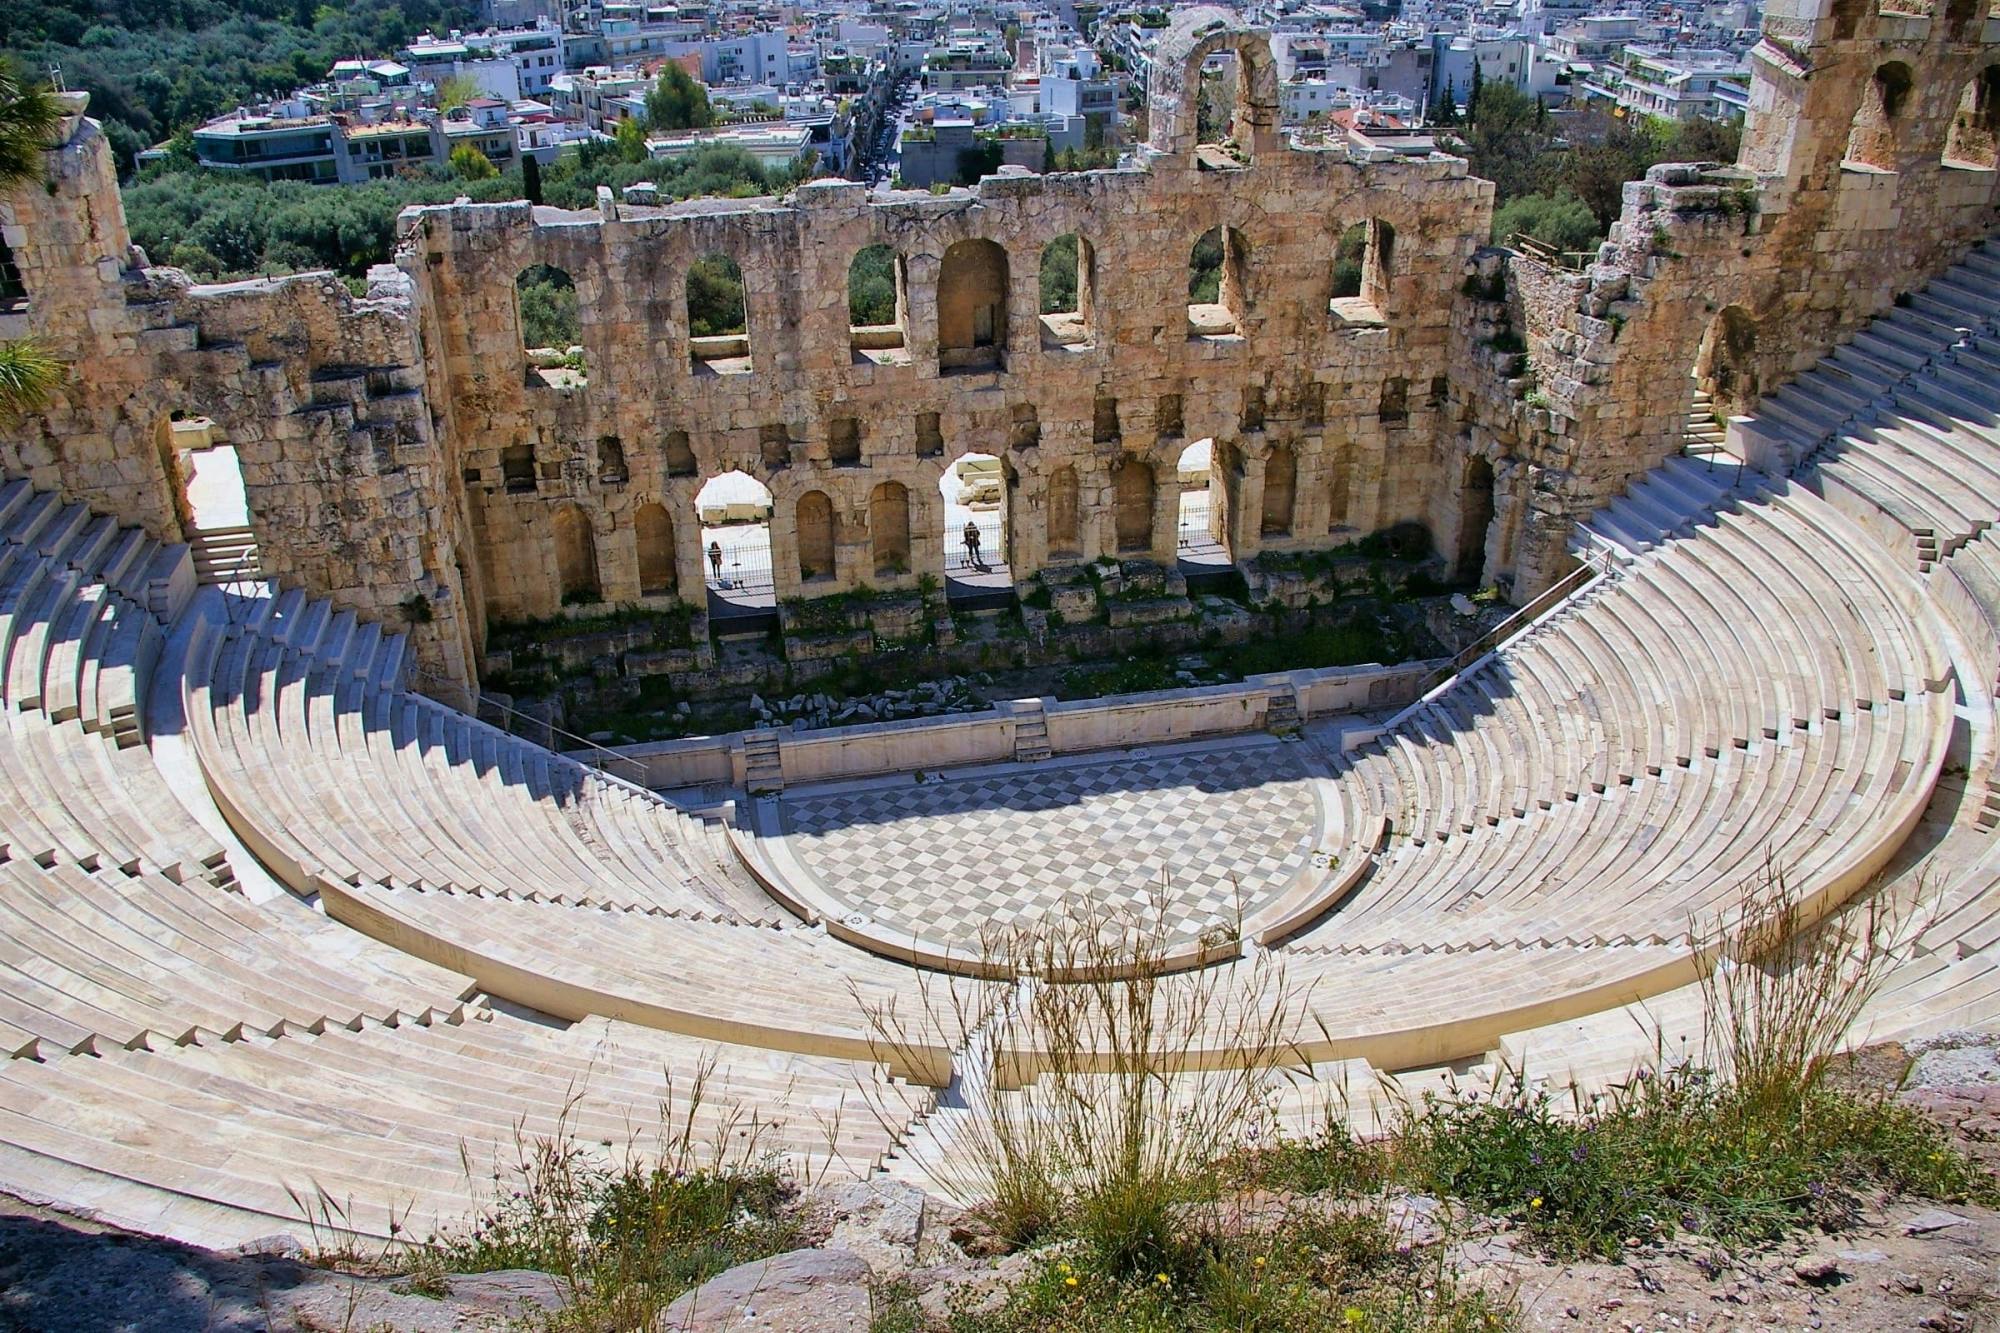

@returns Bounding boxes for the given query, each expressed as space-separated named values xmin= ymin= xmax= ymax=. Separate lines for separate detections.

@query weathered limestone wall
xmin=7 ymin=1 xmax=1996 ymax=692
xmin=1499 ymin=0 xmax=2000 ymax=592
xmin=0 ymin=110 xmax=478 ymax=696
xmin=404 ymin=18 xmax=1492 ymax=625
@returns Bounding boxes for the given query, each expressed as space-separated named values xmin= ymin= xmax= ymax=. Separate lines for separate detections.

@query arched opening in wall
xmin=1192 ymin=49 xmax=1260 ymax=167
xmin=1944 ymin=66 xmax=2000 ymax=168
xmin=1456 ymin=456 xmax=1495 ymax=586
xmin=1690 ymin=305 xmax=1759 ymax=445
xmin=1330 ymin=220 xmax=1393 ymax=325
xmin=849 ymin=244 xmax=910 ymax=366
xmin=0 ymin=238 xmax=26 ymax=313
xmin=1038 ymin=233 xmax=1094 ymax=349
xmin=551 ymin=503 xmax=601 ymax=606
xmin=166 ymin=413 xmax=264 ymax=588
xmin=515 ymin=265 xmax=583 ymax=387
xmin=1844 ymin=62 xmax=1915 ymax=171
xmin=938 ymin=239 xmax=1009 ymax=373
xmin=694 ymin=470 xmax=775 ymax=619
xmin=795 ymin=490 xmax=837 ymax=585
xmin=1187 ymin=226 xmax=1248 ymax=340
xmin=1047 ymin=464 xmax=1081 ymax=560
xmin=1261 ymin=442 xmax=1296 ymax=538
xmin=1175 ymin=439 xmax=1228 ymax=571
xmin=635 ymin=502 xmax=677 ymax=597
xmin=687 ymin=252 xmax=751 ymax=375
xmin=942 ymin=453 xmax=1009 ymax=599
xmin=870 ymin=481 xmax=911 ymax=578
xmin=1114 ymin=455 xmax=1157 ymax=556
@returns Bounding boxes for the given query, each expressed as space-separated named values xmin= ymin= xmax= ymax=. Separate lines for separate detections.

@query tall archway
xmin=937 ymin=239 xmax=1009 ymax=372
xmin=1944 ymin=66 xmax=2000 ymax=168
xmin=1261 ymin=442 xmax=1296 ymax=537
xmin=552 ymin=503 xmax=600 ymax=605
xmin=1456 ymin=456 xmax=1495 ymax=585
xmin=1114 ymin=456 xmax=1156 ymax=554
xmin=1693 ymin=305 xmax=1759 ymax=427
xmin=1188 ymin=226 xmax=1248 ymax=338
xmin=635 ymin=502 xmax=676 ymax=596
xmin=1845 ymin=61 xmax=1914 ymax=170
xmin=694 ymin=470 xmax=775 ymax=615
xmin=849 ymin=243 xmax=909 ymax=364
xmin=688 ymin=252 xmax=751 ymax=373
xmin=1039 ymin=233 xmax=1094 ymax=347
xmin=942 ymin=453 xmax=1008 ymax=597
xmin=796 ymin=490 xmax=836 ymax=582
xmin=516 ymin=264 xmax=581 ymax=386
xmin=1176 ymin=439 xmax=1227 ymax=568
xmin=870 ymin=481 xmax=911 ymax=577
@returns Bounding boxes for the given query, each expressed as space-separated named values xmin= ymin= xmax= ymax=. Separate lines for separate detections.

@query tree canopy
xmin=646 ymin=64 xmax=713 ymax=133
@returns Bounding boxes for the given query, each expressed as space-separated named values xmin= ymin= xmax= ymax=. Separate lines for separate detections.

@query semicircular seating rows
xmin=4 ymin=240 xmax=2000 ymax=1246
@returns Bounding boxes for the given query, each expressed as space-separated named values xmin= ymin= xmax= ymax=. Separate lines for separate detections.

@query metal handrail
xmin=1405 ymin=549 xmax=1611 ymax=704
xmin=407 ymin=664 xmax=653 ymax=786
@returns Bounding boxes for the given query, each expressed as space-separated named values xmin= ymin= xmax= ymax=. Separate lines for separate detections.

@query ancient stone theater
xmin=0 ymin=0 xmax=1997 ymax=1244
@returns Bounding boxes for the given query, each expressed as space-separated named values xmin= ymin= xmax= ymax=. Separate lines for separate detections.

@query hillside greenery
xmin=122 ymin=141 xmax=788 ymax=280
xmin=7 ymin=0 xmax=480 ymax=170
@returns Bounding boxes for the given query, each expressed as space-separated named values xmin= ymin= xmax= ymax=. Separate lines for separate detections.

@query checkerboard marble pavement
xmin=780 ymin=744 xmax=1320 ymax=950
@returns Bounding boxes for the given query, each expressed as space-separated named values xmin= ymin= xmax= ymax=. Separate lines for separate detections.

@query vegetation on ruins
xmin=0 ymin=65 xmax=67 ymax=424
xmin=849 ymin=243 xmax=898 ymax=325
xmin=514 ymin=263 xmax=579 ymax=352
xmin=121 ymin=143 xmax=785 ymax=280
xmin=1443 ymin=83 xmax=1743 ymax=240
xmin=8 ymin=0 xmax=480 ymax=170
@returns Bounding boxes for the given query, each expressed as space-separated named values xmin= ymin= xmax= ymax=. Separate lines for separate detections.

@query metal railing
xmin=1401 ymin=549 xmax=1612 ymax=707
xmin=703 ymin=544 xmax=775 ymax=592
xmin=408 ymin=664 xmax=652 ymax=786
xmin=1178 ymin=499 xmax=1214 ymax=550
xmin=944 ymin=513 xmax=1005 ymax=572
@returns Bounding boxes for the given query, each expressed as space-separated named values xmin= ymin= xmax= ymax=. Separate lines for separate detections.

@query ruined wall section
xmin=0 ymin=110 xmax=477 ymax=696
xmin=405 ymin=146 xmax=1492 ymax=624
xmin=1494 ymin=0 xmax=2000 ymax=593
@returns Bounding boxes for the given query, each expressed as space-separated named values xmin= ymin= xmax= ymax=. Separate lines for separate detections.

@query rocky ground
xmin=6 ymin=1033 xmax=2000 ymax=1332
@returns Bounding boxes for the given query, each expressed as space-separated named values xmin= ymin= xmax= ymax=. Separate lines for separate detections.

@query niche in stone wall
xmin=1113 ymin=455 xmax=1156 ymax=554
xmin=1261 ymin=442 xmax=1296 ymax=537
xmin=1093 ymin=395 xmax=1120 ymax=443
xmin=552 ymin=503 xmax=600 ymax=605
xmin=1156 ymin=393 xmax=1184 ymax=440
xmin=796 ymin=490 xmax=837 ymax=582
xmin=1299 ymin=378 xmax=1327 ymax=428
xmin=870 ymin=481 xmax=911 ymax=576
xmin=830 ymin=417 xmax=863 ymax=467
xmin=688 ymin=253 xmax=751 ymax=374
xmin=760 ymin=423 xmax=793 ymax=470
xmin=1693 ymin=305 xmax=1759 ymax=423
xmin=1845 ymin=62 xmax=1914 ymax=171
xmin=1457 ymin=455 xmax=1495 ymax=585
xmin=502 ymin=440 xmax=537 ymax=492
xmin=0 ymin=239 xmax=25 ymax=313
xmin=849 ymin=244 xmax=910 ymax=365
xmin=1010 ymin=403 xmax=1041 ymax=450
xmin=939 ymin=239 xmax=1010 ymax=373
xmin=516 ymin=265 xmax=581 ymax=386
xmin=1241 ymin=385 xmax=1265 ymax=433
xmin=1188 ymin=226 xmax=1249 ymax=340
xmin=664 ymin=429 xmax=697 ymax=477
xmin=1944 ymin=66 xmax=2000 ymax=169
xmin=635 ymin=501 xmax=676 ymax=596
xmin=915 ymin=412 xmax=944 ymax=458
xmin=1039 ymin=233 xmax=1094 ymax=349
xmin=597 ymin=435 xmax=627 ymax=484
xmin=1331 ymin=220 xmax=1394 ymax=325
xmin=1378 ymin=377 xmax=1410 ymax=425
xmin=1047 ymin=464 xmax=1081 ymax=558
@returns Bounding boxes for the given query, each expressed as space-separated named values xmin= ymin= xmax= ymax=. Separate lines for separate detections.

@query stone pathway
xmin=779 ymin=741 xmax=1320 ymax=951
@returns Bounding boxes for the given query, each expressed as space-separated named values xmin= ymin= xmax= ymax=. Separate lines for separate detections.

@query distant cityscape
xmin=142 ymin=0 xmax=1757 ymax=194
